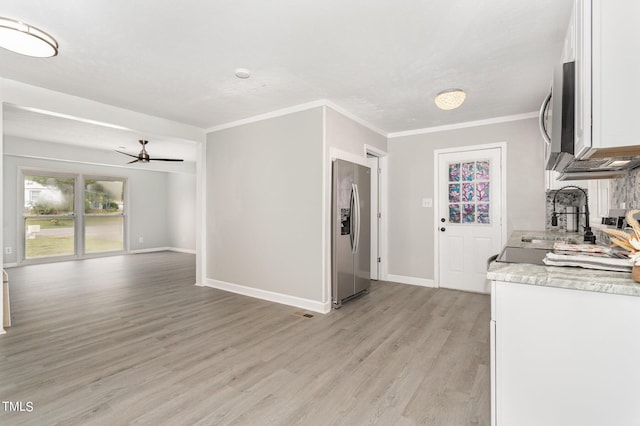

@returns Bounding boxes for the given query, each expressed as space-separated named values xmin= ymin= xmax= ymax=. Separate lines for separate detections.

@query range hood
xmin=558 ymin=156 xmax=640 ymax=180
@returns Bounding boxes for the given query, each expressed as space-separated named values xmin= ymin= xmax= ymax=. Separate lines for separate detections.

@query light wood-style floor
xmin=0 ymin=252 xmax=490 ymax=425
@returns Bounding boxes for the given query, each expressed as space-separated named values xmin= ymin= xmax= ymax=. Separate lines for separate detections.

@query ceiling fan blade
xmin=150 ymin=158 xmax=184 ymax=162
xmin=127 ymin=159 xmax=140 ymax=164
xmin=116 ymin=150 xmax=140 ymax=159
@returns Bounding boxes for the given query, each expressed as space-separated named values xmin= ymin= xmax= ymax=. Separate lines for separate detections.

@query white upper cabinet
xmin=574 ymin=0 xmax=640 ymax=159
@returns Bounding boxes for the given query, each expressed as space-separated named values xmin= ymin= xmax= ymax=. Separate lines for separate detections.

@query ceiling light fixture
xmin=435 ymin=89 xmax=466 ymax=111
xmin=0 ymin=17 xmax=58 ymax=57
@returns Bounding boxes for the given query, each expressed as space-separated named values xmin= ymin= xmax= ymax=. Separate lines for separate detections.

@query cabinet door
xmin=592 ymin=0 xmax=640 ymax=152
xmin=574 ymin=0 xmax=592 ymax=158
xmin=494 ymin=281 xmax=640 ymax=425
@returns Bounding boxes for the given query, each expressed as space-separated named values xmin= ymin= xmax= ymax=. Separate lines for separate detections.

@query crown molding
xmin=323 ymin=100 xmax=387 ymax=137
xmin=206 ymin=99 xmax=386 ymax=137
xmin=387 ymin=111 xmax=539 ymax=139
xmin=205 ymin=100 xmax=326 ymax=133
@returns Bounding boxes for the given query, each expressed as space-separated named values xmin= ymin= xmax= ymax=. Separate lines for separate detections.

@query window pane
xmin=25 ymin=217 xmax=75 ymax=259
xmin=448 ymin=163 xmax=460 ymax=182
xmin=449 ymin=204 xmax=461 ymax=223
xmin=462 ymin=183 xmax=475 ymax=202
xmin=85 ymin=216 xmax=124 ymax=253
xmin=462 ymin=204 xmax=476 ymax=223
xmin=477 ymin=182 xmax=490 ymax=202
xmin=24 ymin=175 xmax=75 ymax=216
xmin=461 ymin=162 xmax=475 ymax=181
xmin=449 ymin=184 xmax=461 ymax=203
xmin=478 ymin=203 xmax=490 ymax=224
xmin=476 ymin=161 xmax=490 ymax=180
xmin=85 ymin=179 xmax=124 ymax=214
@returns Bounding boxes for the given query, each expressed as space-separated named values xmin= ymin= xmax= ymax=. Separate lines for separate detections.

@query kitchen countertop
xmin=487 ymin=230 xmax=640 ymax=298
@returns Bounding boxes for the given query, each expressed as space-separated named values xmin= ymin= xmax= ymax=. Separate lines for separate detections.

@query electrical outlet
xmin=4 ymin=247 xmax=12 ymax=255
xmin=138 ymin=237 xmax=144 ymax=244
xmin=422 ymin=198 xmax=433 ymax=208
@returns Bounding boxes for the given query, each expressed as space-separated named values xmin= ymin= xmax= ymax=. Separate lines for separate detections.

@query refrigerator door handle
xmin=349 ymin=184 xmax=355 ymax=251
xmin=352 ymin=183 xmax=360 ymax=254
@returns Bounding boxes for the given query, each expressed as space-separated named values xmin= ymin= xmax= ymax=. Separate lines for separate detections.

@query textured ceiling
xmin=0 ymin=0 xmax=573 ymax=146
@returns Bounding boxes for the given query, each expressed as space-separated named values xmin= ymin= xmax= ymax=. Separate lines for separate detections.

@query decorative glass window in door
xmin=448 ymin=160 xmax=490 ymax=224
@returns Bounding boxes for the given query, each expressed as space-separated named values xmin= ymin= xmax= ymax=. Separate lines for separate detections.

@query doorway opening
xmin=366 ymin=145 xmax=388 ymax=282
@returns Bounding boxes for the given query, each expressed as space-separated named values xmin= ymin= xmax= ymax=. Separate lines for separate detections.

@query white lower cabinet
xmin=491 ymin=280 xmax=640 ymax=426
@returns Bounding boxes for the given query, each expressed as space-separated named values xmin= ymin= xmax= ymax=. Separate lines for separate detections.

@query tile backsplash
xmin=610 ymin=167 xmax=640 ymax=209
xmin=545 ymin=187 xmax=588 ymax=231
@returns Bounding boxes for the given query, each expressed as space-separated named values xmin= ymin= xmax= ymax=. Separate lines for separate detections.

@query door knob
xmin=440 ymin=218 xmax=446 ymax=223
xmin=440 ymin=227 xmax=446 ymax=232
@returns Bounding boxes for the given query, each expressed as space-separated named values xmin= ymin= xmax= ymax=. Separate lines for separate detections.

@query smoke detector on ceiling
xmin=234 ymin=68 xmax=251 ymax=79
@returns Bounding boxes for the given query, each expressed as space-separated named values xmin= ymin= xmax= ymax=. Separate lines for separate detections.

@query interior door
xmin=437 ymin=147 xmax=503 ymax=293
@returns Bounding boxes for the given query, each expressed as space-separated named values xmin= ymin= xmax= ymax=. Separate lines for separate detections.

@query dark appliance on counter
xmin=601 ymin=209 xmax=627 ymax=229
xmin=495 ymin=246 xmax=552 ymax=266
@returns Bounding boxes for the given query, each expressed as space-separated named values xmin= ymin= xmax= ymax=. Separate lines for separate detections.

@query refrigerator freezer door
xmin=354 ymin=164 xmax=371 ymax=295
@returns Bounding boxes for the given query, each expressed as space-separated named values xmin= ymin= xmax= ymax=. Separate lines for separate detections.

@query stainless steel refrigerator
xmin=332 ymin=159 xmax=371 ymax=308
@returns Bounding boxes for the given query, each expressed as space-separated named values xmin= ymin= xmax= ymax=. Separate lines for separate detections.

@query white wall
xmin=387 ymin=117 xmax=546 ymax=281
xmin=3 ymin=136 xmax=196 ymax=264
xmin=205 ymin=107 xmax=325 ymax=310
xmin=325 ymin=106 xmax=387 ymax=156
xmin=167 ymin=172 xmax=196 ymax=252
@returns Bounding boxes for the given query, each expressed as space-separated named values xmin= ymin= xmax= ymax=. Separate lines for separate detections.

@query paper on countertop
xmin=552 ymin=242 xmax=613 ymax=254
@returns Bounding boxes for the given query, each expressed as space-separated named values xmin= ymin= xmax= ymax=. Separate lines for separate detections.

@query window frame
xmin=83 ymin=175 xmax=127 ymax=256
xmin=19 ymin=169 xmax=128 ymax=264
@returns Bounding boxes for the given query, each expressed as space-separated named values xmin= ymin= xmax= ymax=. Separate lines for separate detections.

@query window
xmin=447 ymin=160 xmax=491 ymax=224
xmin=22 ymin=172 xmax=126 ymax=262
xmin=23 ymin=174 xmax=76 ymax=259
xmin=84 ymin=178 xmax=125 ymax=253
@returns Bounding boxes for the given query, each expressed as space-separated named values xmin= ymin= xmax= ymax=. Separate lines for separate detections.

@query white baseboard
xmin=130 ymin=247 xmax=171 ymax=254
xmin=387 ymin=274 xmax=437 ymax=288
xmin=168 ymin=247 xmax=196 ymax=254
xmin=131 ymin=247 xmax=196 ymax=255
xmin=204 ymin=278 xmax=331 ymax=314
xmin=2 ymin=263 xmax=19 ymax=268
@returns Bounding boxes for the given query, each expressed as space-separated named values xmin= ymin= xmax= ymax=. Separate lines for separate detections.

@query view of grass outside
xmin=25 ymin=218 xmax=75 ymax=258
xmin=85 ymin=216 xmax=124 ymax=253
xmin=25 ymin=216 xmax=124 ymax=258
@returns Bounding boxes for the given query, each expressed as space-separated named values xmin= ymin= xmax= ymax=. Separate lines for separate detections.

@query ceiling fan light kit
xmin=434 ymin=89 xmax=466 ymax=110
xmin=116 ymin=140 xmax=184 ymax=163
xmin=0 ymin=17 xmax=58 ymax=57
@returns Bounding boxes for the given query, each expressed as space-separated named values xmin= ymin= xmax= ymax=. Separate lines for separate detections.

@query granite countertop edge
xmin=489 ymin=230 xmax=640 ymax=298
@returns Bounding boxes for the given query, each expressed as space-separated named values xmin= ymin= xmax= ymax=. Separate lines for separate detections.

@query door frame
xmin=365 ymin=144 xmax=388 ymax=282
xmin=433 ymin=142 xmax=507 ymax=288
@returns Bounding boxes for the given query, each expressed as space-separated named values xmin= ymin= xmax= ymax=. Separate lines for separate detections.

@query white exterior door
xmin=437 ymin=146 xmax=504 ymax=293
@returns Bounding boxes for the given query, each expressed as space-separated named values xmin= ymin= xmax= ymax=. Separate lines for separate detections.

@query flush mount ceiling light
xmin=0 ymin=17 xmax=58 ymax=57
xmin=434 ymin=89 xmax=466 ymax=110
